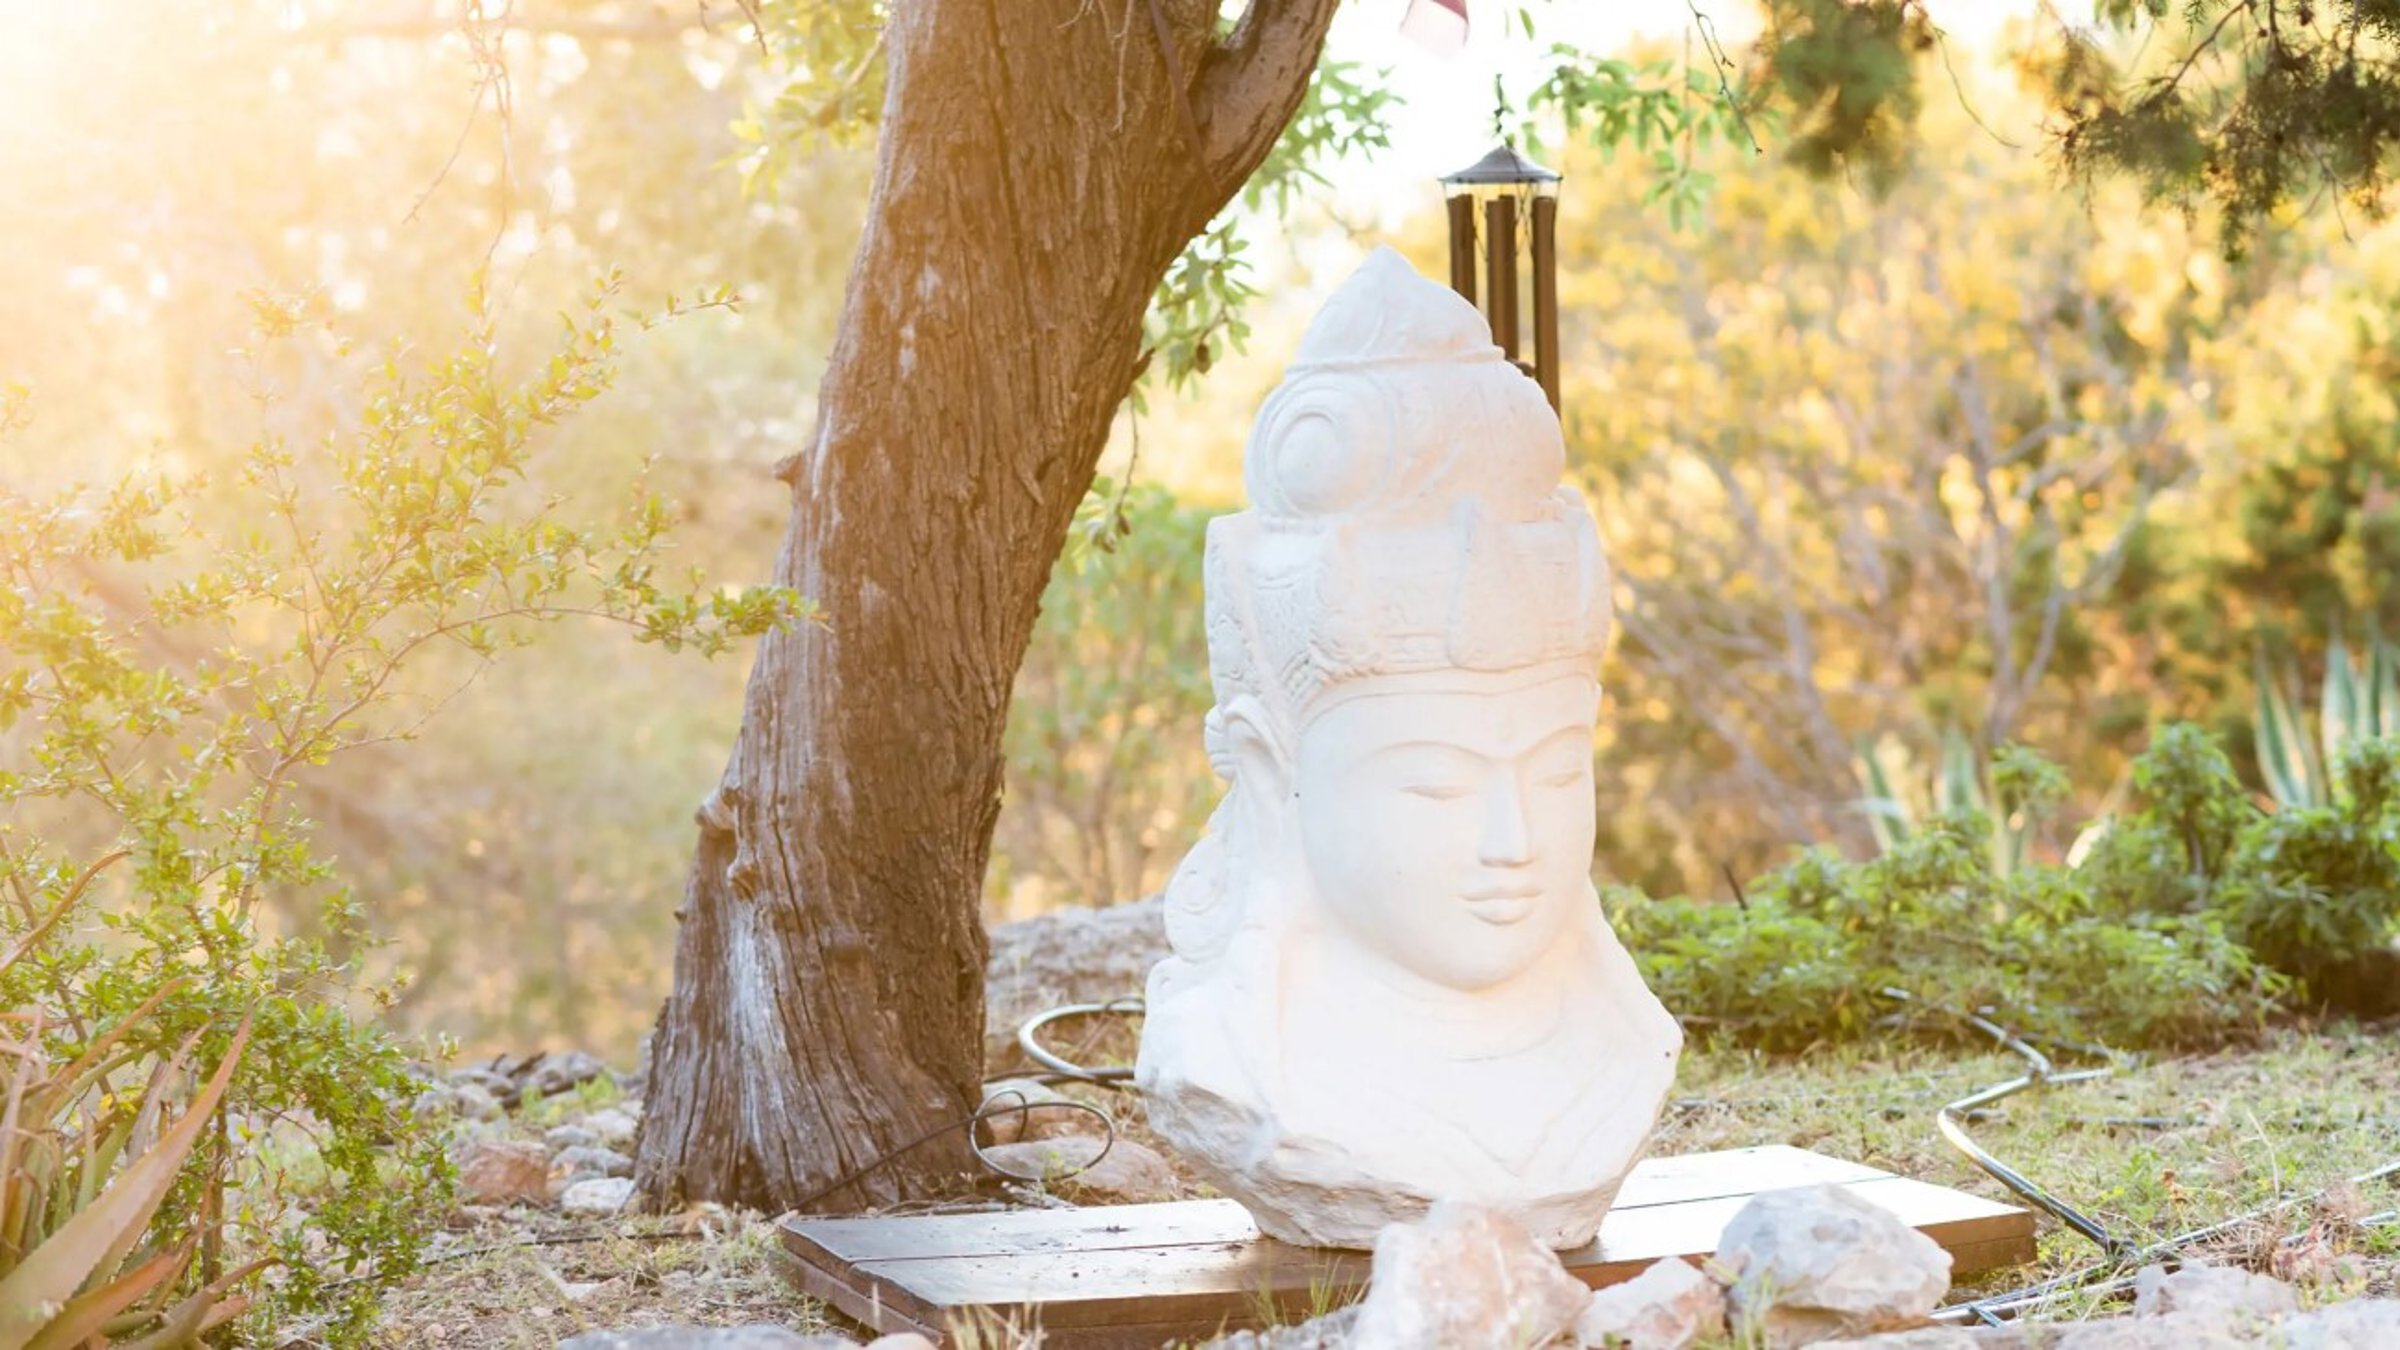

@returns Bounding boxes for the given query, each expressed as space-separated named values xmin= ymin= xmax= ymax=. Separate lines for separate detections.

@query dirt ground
xmin=367 ymin=1017 xmax=2400 ymax=1346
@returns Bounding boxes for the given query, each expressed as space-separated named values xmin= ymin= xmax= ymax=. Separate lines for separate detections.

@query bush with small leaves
xmin=0 ymin=275 xmax=806 ymax=1342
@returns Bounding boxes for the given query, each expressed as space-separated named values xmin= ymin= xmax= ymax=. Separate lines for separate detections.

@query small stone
xmin=979 ymin=1138 xmax=1177 ymax=1202
xmin=863 ymin=1337 xmax=943 ymax=1350
xmin=445 ymin=1081 xmax=502 ymax=1121
xmin=2055 ymin=1310 xmax=2260 ymax=1349
xmin=977 ymin=1078 xmax=1100 ymax=1144
xmin=546 ymin=1123 xmax=602 ymax=1151
xmin=1576 ymin=1257 xmax=1726 ymax=1349
xmin=2129 ymin=1263 xmax=2298 ymax=1321
xmin=2280 ymin=1299 xmax=2400 ymax=1349
xmin=1813 ymin=1328 xmax=2054 ymax=1348
xmin=1718 ymin=1184 xmax=1953 ymax=1349
xmin=558 ymin=1176 xmax=637 ymax=1216
xmin=1348 ymin=1202 xmax=1590 ymax=1350
xmin=455 ymin=1139 xmax=551 ymax=1206
xmin=583 ymin=1106 xmax=641 ymax=1147
xmin=553 ymin=1145 xmax=635 ymax=1180
xmin=523 ymin=1050 xmax=611 ymax=1100
xmin=449 ymin=1066 xmax=516 ymax=1098
xmin=557 ymin=1329 xmax=855 ymax=1350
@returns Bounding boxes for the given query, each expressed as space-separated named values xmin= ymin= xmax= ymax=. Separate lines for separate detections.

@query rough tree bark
xmin=634 ymin=0 xmax=1341 ymax=1212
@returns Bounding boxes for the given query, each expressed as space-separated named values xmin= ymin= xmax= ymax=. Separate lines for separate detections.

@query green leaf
xmin=0 ymin=1021 xmax=249 ymax=1350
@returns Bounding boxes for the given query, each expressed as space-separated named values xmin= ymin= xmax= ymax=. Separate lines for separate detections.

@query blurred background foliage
xmin=6 ymin=1 xmax=2400 ymax=1067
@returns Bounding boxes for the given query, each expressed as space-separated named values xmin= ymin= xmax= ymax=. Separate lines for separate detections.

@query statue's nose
xmin=1478 ymin=775 xmax=1534 ymax=867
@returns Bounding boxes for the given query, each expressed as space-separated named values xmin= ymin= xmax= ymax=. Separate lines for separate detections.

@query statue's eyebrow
xmin=1517 ymin=724 xmax=1592 ymax=760
xmin=1365 ymin=740 xmax=1491 ymax=767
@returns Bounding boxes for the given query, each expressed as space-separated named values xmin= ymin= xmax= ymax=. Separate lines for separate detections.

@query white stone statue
xmin=1134 ymin=246 xmax=1682 ymax=1251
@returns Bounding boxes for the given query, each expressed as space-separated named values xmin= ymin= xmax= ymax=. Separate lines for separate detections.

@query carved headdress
xmin=1170 ymin=247 xmax=1615 ymax=960
xmin=1201 ymin=246 xmax=1613 ymax=757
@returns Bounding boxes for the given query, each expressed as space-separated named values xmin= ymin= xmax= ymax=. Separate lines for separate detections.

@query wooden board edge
xmin=777 ymin=1227 xmax=946 ymax=1339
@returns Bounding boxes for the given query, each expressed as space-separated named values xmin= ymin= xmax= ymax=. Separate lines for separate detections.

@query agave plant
xmin=1854 ymin=731 xmax=2102 ymax=875
xmin=0 ymin=878 xmax=260 ymax=1350
xmin=2254 ymin=629 xmax=2400 ymax=810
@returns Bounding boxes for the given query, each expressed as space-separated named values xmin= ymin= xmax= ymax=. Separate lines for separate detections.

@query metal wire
xmin=1014 ymin=996 xmax=1143 ymax=1084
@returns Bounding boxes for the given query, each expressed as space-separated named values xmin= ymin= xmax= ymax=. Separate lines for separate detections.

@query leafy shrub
xmin=0 ymin=280 xmax=801 ymax=1340
xmin=1628 ymin=721 xmax=2400 ymax=1050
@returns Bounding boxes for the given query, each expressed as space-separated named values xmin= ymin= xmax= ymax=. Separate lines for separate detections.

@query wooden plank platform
xmin=778 ymin=1145 xmax=2034 ymax=1348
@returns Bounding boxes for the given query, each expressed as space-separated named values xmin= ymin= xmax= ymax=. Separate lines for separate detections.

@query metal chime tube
xmin=1446 ymin=194 xmax=1478 ymax=305
xmin=1531 ymin=193 xmax=1560 ymax=412
xmin=1484 ymin=194 xmax=1518 ymax=361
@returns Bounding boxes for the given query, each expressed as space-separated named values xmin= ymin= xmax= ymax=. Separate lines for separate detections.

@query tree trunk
xmin=635 ymin=0 xmax=1339 ymax=1212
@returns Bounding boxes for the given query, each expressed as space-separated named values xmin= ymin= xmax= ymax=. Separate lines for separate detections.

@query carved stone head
xmin=1135 ymin=248 xmax=1681 ymax=1250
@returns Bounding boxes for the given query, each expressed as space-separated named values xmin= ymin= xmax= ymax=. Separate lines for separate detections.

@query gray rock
xmin=522 ymin=1049 xmax=611 ymax=1099
xmin=454 ymin=1139 xmax=551 ymax=1206
xmin=412 ymin=1083 xmax=500 ymax=1122
xmin=1348 ymin=1202 xmax=1590 ymax=1350
xmin=557 ymin=1328 xmax=855 ymax=1350
xmin=558 ymin=1175 xmax=637 ymax=1216
xmin=2054 ymin=1310 xmax=2262 ymax=1349
xmin=977 ymin=1078 xmax=1101 ymax=1145
xmin=1205 ymin=1307 xmax=1360 ymax=1349
xmin=1575 ymin=1257 xmax=1726 ymax=1349
xmin=2129 ymin=1263 xmax=2298 ymax=1321
xmin=546 ymin=1123 xmax=602 ymax=1151
xmin=2280 ymin=1299 xmax=2400 ymax=1349
xmin=862 ymin=1336 xmax=941 ymax=1350
xmin=1814 ymin=1327 xmax=2057 ymax=1348
xmin=583 ymin=1105 xmax=642 ymax=1147
xmin=983 ymin=895 xmax=1165 ymax=1060
xmin=1717 ymin=1184 xmax=1954 ymax=1349
xmin=448 ymin=1066 xmax=516 ymax=1099
xmin=978 ymin=1137 xmax=1178 ymax=1202
xmin=553 ymin=1144 xmax=635 ymax=1179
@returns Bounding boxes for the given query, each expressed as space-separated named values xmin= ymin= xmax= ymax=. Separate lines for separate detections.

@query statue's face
xmin=1292 ymin=668 xmax=1597 ymax=993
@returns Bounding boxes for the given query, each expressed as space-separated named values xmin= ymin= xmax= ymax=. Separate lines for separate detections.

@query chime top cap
xmin=1439 ymin=142 xmax=1561 ymax=191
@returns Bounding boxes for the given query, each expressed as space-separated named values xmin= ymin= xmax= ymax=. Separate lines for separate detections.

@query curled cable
xmin=1015 ymin=996 xmax=1143 ymax=1084
xmin=967 ymin=1086 xmax=1123 ymax=1185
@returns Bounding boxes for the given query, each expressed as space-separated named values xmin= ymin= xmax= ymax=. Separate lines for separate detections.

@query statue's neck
xmin=1297 ymin=921 xmax=1576 ymax=1063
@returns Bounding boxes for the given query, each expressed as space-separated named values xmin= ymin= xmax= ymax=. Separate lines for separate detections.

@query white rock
xmin=1718 ymin=1184 xmax=1953 ymax=1349
xmin=863 ymin=1336 xmax=942 ymax=1350
xmin=1348 ymin=1202 xmax=1591 ymax=1350
xmin=1134 ymin=246 xmax=1682 ymax=1250
xmin=2129 ymin=1263 xmax=2297 ymax=1321
xmin=583 ymin=1106 xmax=641 ymax=1147
xmin=2055 ymin=1310 xmax=2259 ymax=1349
xmin=1812 ymin=1328 xmax=2049 ymax=1348
xmin=552 ymin=1145 xmax=635 ymax=1180
xmin=2280 ymin=1299 xmax=2400 ymax=1349
xmin=1576 ymin=1257 xmax=1726 ymax=1349
xmin=979 ymin=1138 xmax=1177 ymax=1202
xmin=559 ymin=1176 xmax=637 ymax=1216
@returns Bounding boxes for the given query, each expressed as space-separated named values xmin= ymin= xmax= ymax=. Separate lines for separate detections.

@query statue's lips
xmin=1461 ymin=889 xmax=1540 ymax=925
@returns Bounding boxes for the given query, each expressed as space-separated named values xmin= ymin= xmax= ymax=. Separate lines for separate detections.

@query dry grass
xmin=369 ymin=1211 xmax=839 ymax=1348
xmin=365 ymin=1018 xmax=2400 ymax=1344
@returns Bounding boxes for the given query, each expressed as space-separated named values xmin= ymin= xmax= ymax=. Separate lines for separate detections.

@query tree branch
xmin=1194 ymin=0 xmax=1343 ymax=199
